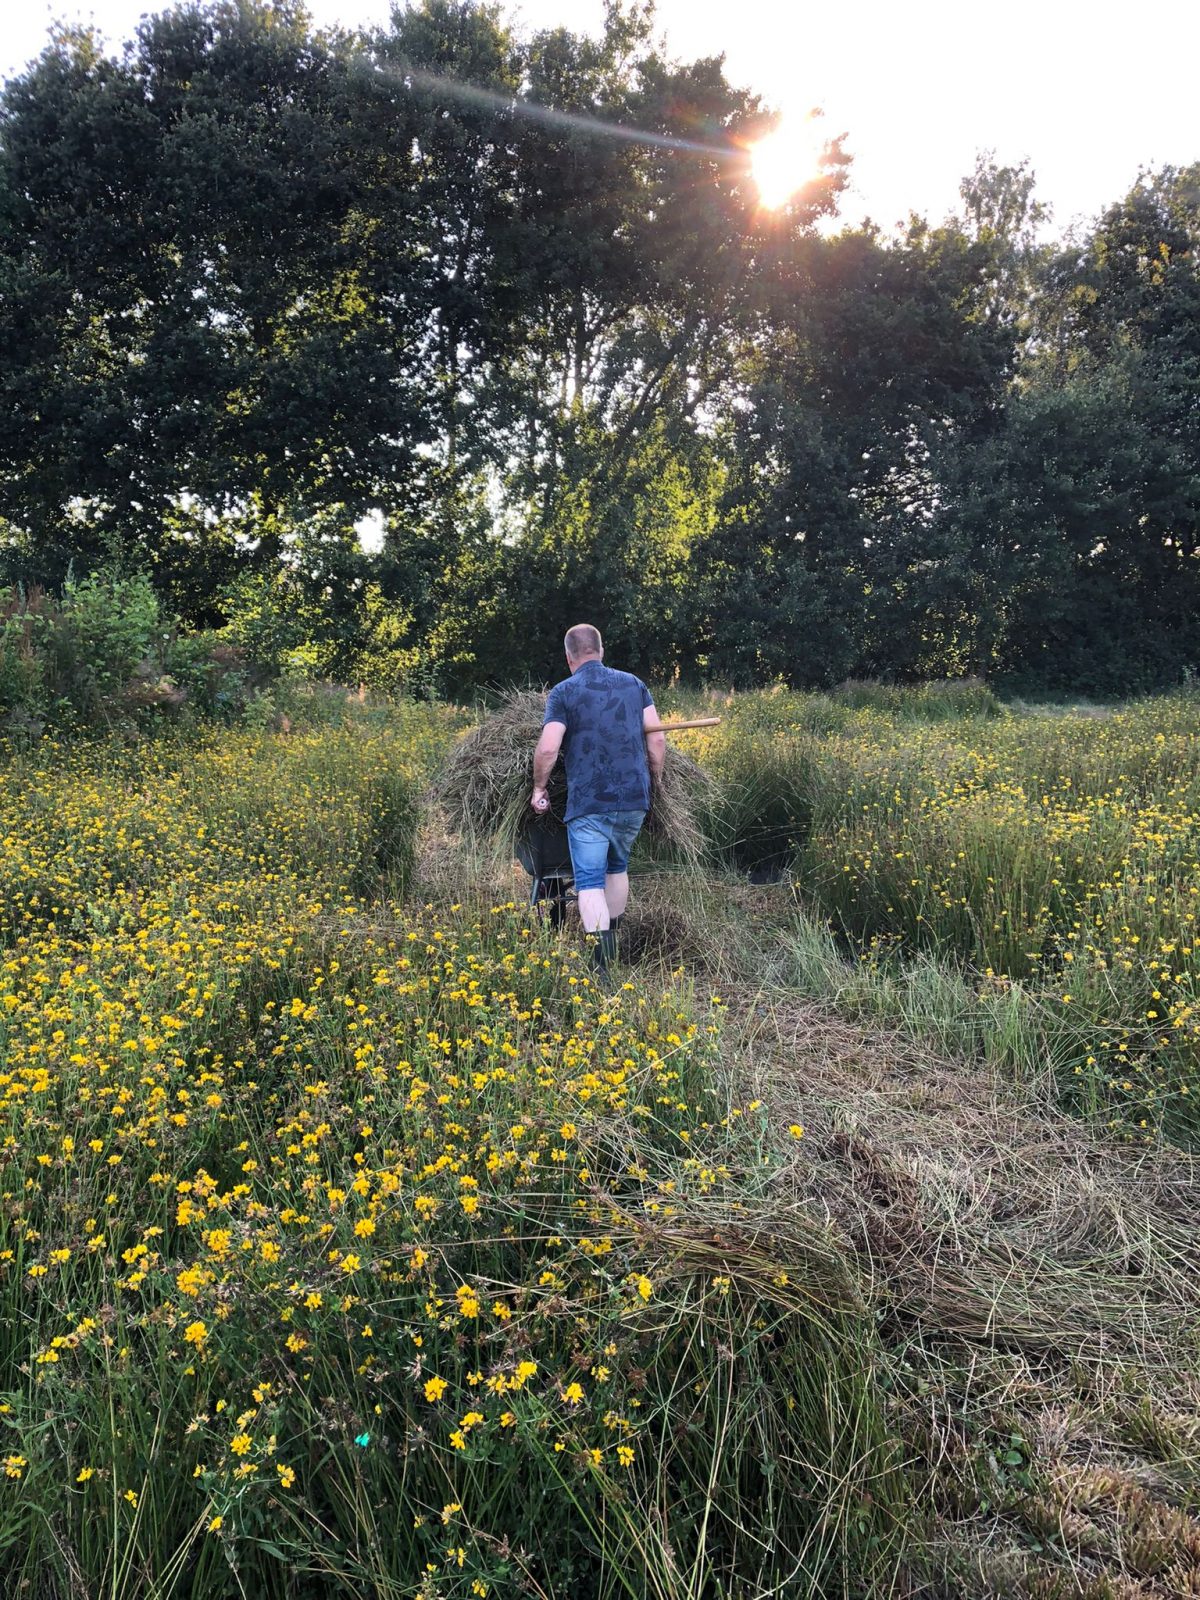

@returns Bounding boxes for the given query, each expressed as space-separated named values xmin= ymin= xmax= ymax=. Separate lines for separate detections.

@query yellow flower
xmin=230 ymin=1434 xmax=252 ymax=1457
xmin=183 ymin=1321 xmax=207 ymax=1347
xmin=76 ymin=1466 xmax=94 ymax=1483
xmin=563 ymin=1382 xmax=584 ymax=1405
xmin=4 ymin=1456 xmax=27 ymax=1479
xmin=617 ymin=1445 xmax=635 ymax=1467
xmin=207 ymin=1515 xmax=223 ymax=1533
xmin=276 ymin=1463 xmax=296 ymax=1489
xmin=424 ymin=1375 xmax=448 ymax=1402
xmin=634 ymin=1275 xmax=653 ymax=1301
xmin=788 ymin=1124 xmax=805 ymax=1139
xmin=454 ymin=1284 xmax=480 ymax=1319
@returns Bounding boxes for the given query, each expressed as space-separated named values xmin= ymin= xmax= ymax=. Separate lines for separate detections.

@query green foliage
xmin=0 ymin=573 xmax=175 ymax=731
xmin=61 ymin=570 xmax=162 ymax=697
xmin=0 ymin=572 xmax=280 ymax=733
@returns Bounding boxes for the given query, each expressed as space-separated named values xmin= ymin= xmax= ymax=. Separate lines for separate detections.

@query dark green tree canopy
xmin=1 ymin=1 xmax=1196 ymax=694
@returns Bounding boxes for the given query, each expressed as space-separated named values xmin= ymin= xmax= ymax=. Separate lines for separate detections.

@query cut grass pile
xmin=431 ymin=688 xmax=711 ymax=863
xmin=739 ymin=983 xmax=1200 ymax=1600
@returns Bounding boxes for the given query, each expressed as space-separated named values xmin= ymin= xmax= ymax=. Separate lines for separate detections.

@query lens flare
xmin=750 ymin=118 xmax=826 ymax=208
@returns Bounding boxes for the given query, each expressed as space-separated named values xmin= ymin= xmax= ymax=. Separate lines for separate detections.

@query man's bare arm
xmin=643 ymin=705 xmax=666 ymax=785
xmin=531 ymin=721 xmax=565 ymax=811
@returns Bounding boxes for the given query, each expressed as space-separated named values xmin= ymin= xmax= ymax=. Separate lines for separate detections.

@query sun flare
xmin=750 ymin=118 xmax=826 ymax=208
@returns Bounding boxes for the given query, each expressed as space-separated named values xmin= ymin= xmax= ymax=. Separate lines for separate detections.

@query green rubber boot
xmin=588 ymin=927 xmax=618 ymax=989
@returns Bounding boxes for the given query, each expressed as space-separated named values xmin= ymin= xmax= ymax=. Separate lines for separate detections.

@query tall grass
xmin=692 ymin=686 xmax=1200 ymax=1144
xmin=0 ymin=721 xmax=911 ymax=1597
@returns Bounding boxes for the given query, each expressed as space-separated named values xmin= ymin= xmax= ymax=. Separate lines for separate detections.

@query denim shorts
xmin=566 ymin=810 xmax=646 ymax=891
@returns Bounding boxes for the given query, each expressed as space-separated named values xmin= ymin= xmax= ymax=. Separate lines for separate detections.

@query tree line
xmin=1 ymin=0 xmax=1198 ymax=697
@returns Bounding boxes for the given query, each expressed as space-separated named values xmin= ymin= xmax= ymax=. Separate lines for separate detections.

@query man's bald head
xmin=564 ymin=624 xmax=603 ymax=665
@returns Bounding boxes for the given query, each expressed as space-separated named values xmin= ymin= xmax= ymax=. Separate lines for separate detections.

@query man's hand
xmin=530 ymin=786 xmax=550 ymax=814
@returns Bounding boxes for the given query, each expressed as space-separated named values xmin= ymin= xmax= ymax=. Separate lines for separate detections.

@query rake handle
xmin=643 ymin=717 xmax=721 ymax=735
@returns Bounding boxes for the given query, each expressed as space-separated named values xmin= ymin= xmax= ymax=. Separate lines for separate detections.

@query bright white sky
xmin=3 ymin=0 xmax=1198 ymax=235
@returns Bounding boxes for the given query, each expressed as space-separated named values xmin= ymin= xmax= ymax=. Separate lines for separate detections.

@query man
xmin=531 ymin=624 xmax=665 ymax=974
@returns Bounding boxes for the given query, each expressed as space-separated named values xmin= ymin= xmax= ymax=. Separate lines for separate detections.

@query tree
xmin=0 ymin=2 xmax=439 ymax=610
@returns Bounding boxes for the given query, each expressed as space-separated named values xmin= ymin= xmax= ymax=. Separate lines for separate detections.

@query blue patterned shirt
xmin=543 ymin=661 xmax=654 ymax=822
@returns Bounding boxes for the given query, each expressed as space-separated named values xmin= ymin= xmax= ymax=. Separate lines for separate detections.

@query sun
xmin=750 ymin=118 xmax=826 ymax=209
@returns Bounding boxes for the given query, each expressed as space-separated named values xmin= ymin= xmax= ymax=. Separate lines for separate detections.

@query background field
xmin=0 ymin=684 xmax=1197 ymax=1599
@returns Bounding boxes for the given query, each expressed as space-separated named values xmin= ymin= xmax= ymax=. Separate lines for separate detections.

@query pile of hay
xmin=432 ymin=689 xmax=711 ymax=863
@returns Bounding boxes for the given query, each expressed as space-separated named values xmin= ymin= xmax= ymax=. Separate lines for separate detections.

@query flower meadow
xmin=695 ymin=688 xmax=1200 ymax=1145
xmin=0 ymin=712 xmax=904 ymax=1598
xmin=6 ymin=683 xmax=1198 ymax=1597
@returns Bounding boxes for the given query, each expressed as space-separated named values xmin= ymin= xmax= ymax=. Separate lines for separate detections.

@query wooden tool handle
xmin=643 ymin=716 xmax=722 ymax=734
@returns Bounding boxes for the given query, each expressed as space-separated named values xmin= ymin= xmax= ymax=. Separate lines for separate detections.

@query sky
xmin=3 ymin=0 xmax=1198 ymax=235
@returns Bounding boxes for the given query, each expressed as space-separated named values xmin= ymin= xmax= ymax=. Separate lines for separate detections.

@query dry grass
xmin=739 ymin=998 xmax=1199 ymax=1357
xmin=429 ymin=688 xmax=712 ymax=862
xmin=727 ymin=994 xmax=1200 ymax=1599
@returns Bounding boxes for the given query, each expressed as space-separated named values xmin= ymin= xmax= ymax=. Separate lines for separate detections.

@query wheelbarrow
xmin=515 ymin=812 xmax=573 ymax=928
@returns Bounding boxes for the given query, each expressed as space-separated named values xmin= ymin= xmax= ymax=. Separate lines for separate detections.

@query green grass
xmin=679 ymin=686 xmax=1200 ymax=1145
xmin=5 ymin=680 xmax=1199 ymax=1599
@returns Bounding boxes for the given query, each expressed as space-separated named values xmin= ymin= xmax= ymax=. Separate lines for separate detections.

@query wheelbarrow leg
xmin=547 ymin=878 xmax=568 ymax=930
xmin=531 ymin=874 xmax=570 ymax=930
